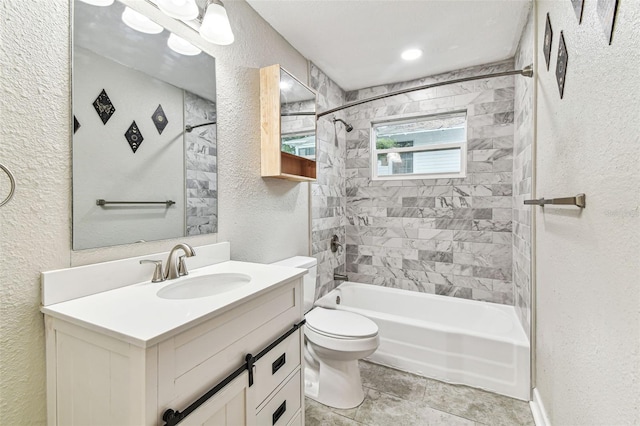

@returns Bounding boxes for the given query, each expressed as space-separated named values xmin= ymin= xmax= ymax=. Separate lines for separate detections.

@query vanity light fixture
xmin=401 ymin=48 xmax=423 ymax=61
xmin=78 ymin=0 xmax=114 ymax=6
xmin=157 ymin=0 xmax=199 ymax=21
xmin=168 ymin=33 xmax=202 ymax=56
xmin=122 ymin=7 xmax=164 ymax=34
xmin=199 ymin=0 xmax=235 ymax=46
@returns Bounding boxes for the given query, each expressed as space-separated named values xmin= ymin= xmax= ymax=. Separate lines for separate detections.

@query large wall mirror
xmin=72 ymin=0 xmax=217 ymax=250
xmin=279 ymin=69 xmax=316 ymax=162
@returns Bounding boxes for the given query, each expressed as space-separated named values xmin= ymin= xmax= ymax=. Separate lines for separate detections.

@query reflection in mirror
xmin=279 ymin=69 xmax=316 ymax=161
xmin=72 ymin=0 xmax=217 ymax=250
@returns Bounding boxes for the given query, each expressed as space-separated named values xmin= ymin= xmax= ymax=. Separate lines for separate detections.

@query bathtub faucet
xmin=333 ymin=272 xmax=349 ymax=281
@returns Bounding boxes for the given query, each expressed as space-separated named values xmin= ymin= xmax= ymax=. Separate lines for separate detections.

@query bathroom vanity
xmin=41 ymin=243 xmax=306 ymax=426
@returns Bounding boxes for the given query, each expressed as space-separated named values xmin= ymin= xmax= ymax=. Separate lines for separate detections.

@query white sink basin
xmin=157 ymin=273 xmax=252 ymax=300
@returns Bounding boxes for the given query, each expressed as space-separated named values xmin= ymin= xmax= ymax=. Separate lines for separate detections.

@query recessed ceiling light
xmin=401 ymin=48 xmax=423 ymax=61
xmin=122 ymin=7 xmax=164 ymax=34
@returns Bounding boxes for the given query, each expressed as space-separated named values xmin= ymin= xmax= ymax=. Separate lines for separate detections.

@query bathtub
xmin=315 ymin=282 xmax=530 ymax=400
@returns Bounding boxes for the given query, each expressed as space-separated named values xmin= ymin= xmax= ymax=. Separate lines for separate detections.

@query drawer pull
xmin=272 ymin=353 xmax=286 ymax=375
xmin=272 ymin=400 xmax=286 ymax=425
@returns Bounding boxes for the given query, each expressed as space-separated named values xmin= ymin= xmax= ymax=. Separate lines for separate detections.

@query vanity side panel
xmin=48 ymin=318 xmax=151 ymax=426
xmin=55 ymin=331 xmax=129 ymax=424
xmin=44 ymin=316 xmax=58 ymax=426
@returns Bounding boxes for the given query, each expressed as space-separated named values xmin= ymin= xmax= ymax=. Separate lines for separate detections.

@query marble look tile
xmin=355 ymin=389 xmax=475 ymax=426
xmin=422 ymin=378 xmax=533 ymax=426
xmin=305 ymin=398 xmax=362 ymax=426
xmin=359 ymin=362 xmax=427 ymax=401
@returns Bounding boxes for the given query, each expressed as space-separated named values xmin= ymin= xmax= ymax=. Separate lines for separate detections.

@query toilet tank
xmin=271 ymin=256 xmax=317 ymax=312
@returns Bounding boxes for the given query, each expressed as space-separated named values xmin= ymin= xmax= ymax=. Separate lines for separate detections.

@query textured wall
xmin=534 ymin=0 xmax=640 ymax=424
xmin=185 ymin=91 xmax=218 ymax=236
xmin=343 ymin=61 xmax=516 ymax=304
xmin=1 ymin=1 xmax=71 ymax=423
xmin=0 ymin=0 xmax=308 ymax=423
xmin=513 ymin=6 xmax=534 ymax=340
xmin=309 ymin=63 xmax=348 ymax=298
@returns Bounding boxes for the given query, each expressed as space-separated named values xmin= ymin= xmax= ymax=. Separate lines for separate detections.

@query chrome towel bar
xmin=524 ymin=194 xmax=586 ymax=208
xmin=96 ymin=199 xmax=176 ymax=207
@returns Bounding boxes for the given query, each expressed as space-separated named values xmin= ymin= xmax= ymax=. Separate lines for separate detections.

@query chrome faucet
xmin=164 ymin=243 xmax=196 ymax=280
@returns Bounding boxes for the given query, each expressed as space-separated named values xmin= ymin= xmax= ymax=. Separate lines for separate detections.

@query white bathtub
xmin=315 ymin=282 xmax=530 ymax=400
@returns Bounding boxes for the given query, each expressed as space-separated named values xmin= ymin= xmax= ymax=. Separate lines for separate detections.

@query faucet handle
xmin=178 ymin=255 xmax=189 ymax=277
xmin=140 ymin=259 xmax=165 ymax=283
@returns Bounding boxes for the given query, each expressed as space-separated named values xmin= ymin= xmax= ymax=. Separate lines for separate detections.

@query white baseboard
xmin=529 ymin=388 xmax=551 ymax=426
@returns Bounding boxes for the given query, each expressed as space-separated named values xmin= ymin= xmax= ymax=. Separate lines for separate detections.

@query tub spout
xmin=334 ymin=272 xmax=349 ymax=281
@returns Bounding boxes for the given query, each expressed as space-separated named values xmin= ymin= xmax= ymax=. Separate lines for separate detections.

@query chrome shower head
xmin=333 ymin=117 xmax=353 ymax=132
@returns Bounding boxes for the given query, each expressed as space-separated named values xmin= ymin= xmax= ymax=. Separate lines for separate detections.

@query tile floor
xmin=305 ymin=361 xmax=535 ymax=426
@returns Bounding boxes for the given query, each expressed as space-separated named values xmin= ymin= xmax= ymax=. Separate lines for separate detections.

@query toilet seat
xmin=304 ymin=308 xmax=379 ymax=353
xmin=305 ymin=307 xmax=378 ymax=339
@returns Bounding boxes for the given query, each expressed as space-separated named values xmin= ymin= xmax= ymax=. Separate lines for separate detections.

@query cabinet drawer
xmin=253 ymin=328 xmax=301 ymax=406
xmin=255 ymin=370 xmax=302 ymax=426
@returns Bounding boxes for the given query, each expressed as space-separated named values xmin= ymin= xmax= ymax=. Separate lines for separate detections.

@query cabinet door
xmin=180 ymin=371 xmax=253 ymax=426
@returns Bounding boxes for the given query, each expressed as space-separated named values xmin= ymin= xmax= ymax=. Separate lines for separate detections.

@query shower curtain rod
xmin=316 ymin=65 xmax=533 ymax=119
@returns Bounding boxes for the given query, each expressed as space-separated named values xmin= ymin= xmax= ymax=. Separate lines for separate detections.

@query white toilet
xmin=271 ymin=256 xmax=379 ymax=409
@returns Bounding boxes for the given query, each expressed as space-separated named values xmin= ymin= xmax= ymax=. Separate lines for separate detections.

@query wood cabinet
xmin=260 ymin=64 xmax=317 ymax=182
xmin=44 ymin=279 xmax=305 ymax=426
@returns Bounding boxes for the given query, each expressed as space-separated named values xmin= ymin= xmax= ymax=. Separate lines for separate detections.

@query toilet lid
xmin=305 ymin=307 xmax=378 ymax=338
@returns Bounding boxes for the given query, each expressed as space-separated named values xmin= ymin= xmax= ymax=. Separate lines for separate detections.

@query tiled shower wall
xmin=344 ymin=61 xmax=516 ymax=304
xmin=309 ymin=63 xmax=348 ymax=298
xmin=185 ymin=91 xmax=218 ymax=235
xmin=513 ymin=8 xmax=534 ymax=337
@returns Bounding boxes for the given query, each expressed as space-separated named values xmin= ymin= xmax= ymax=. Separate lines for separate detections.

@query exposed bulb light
xmin=122 ymin=7 xmax=164 ymax=34
xmin=78 ymin=0 xmax=114 ymax=6
xmin=157 ymin=0 xmax=199 ymax=21
xmin=168 ymin=33 xmax=202 ymax=56
xmin=200 ymin=0 xmax=235 ymax=46
xmin=401 ymin=48 xmax=423 ymax=61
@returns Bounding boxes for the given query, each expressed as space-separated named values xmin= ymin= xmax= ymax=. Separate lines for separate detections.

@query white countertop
xmin=41 ymin=261 xmax=306 ymax=348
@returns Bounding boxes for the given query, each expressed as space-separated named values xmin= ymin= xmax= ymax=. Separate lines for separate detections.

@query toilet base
xmin=304 ymin=356 xmax=366 ymax=409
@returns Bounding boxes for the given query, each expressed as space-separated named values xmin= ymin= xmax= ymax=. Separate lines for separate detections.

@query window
xmin=282 ymin=132 xmax=316 ymax=159
xmin=371 ymin=111 xmax=467 ymax=180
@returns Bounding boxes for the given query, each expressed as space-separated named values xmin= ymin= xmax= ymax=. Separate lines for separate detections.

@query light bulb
xmin=122 ymin=7 xmax=164 ymax=34
xmin=168 ymin=33 xmax=202 ymax=56
xmin=200 ymin=1 xmax=234 ymax=46
xmin=157 ymin=0 xmax=199 ymax=21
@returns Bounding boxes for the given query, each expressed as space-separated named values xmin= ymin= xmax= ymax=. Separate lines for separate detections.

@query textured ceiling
xmin=247 ymin=0 xmax=531 ymax=91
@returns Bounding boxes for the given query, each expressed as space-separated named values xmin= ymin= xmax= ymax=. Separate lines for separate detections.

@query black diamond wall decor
xmin=571 ymin=0 xmax=585 ymax=24
xmin=93 ymin=89 xmax=116 ymax=125
xmin=597 ymin=0 xmax=619 ymax=45
xmin=543 ymin=14 xmax=553 ymax=71
xmin=556 ymin=32 xmax=568 ymax=99
xmin=74 ymin=115 xmax=81 ymax=134
xmin=152 ymin=104 xmax=169 ymax=134
xmin=125 ymin=121 xmax=144 ymax=153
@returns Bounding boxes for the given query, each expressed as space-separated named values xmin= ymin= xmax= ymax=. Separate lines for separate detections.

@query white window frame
xmin=370 ymin=111 xmax=468 ymax=181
